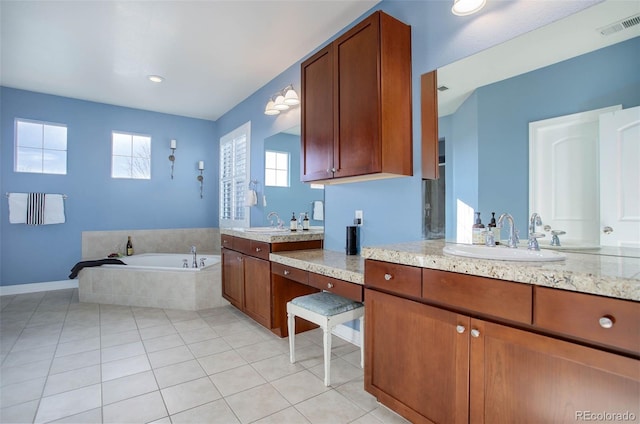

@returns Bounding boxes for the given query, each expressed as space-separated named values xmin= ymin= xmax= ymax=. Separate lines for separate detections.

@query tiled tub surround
xmin=361 ymin=240 xmax=640 ymax=301
xmin=79 ymin=255 xmax=227 ymax=311
xmin=82 ymin=228 xmax=221 ymax=259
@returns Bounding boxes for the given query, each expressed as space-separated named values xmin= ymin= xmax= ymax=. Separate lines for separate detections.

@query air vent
xmin=597 ymin=13 xmax=640 ymax=36
xmin=437 ymin=86 xmax=449 ymax=92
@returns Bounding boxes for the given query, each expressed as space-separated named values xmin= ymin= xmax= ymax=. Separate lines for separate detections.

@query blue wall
xmin=445 ymin=37 xmax=640 ymax=239
xmin=216 ymin=0 xmax=600 ymax=252
xmin=1 ymin=87 xmax=217 ymax=285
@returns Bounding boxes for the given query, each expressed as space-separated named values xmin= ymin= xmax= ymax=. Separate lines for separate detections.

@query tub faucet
xmin=497 ymin=213 xmax=519 ymax=248
xmin=191 ymin=245 xmax=197 ymax=268
xmin=527 ymin=213 xmax=545 ymax=251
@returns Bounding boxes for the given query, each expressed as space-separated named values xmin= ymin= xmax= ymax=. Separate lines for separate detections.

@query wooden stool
xmin=287 ymin=291 xmax=364 ymax=386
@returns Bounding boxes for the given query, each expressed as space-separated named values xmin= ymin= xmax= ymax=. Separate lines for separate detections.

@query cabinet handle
xmin=255 ymin=247 xmax=262 ymax=252
xmin=327 ymin=283 xmax=334 ymax=289
xmin=237 ymin=257 xmax=242 ymax=262
xmin=456 ymin=325 xmax=466 ymax=334
xmin=326 ymin=168 xmax=331 ymax=173
xmin=283 ymin=270 xmax=290 ymax=275
xmin=384 ymin=273 xmax=393 ymax=281
xmin=470 ymin=329 xmax=480 ymax=338
xmin=599 ymin=315 xmax=615 ymax=329
xmin=331 ymin=167 xmax=337 ymax=173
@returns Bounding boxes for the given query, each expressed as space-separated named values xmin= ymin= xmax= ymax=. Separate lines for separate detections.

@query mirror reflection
xmin=261 ymin=126 xmax=324 ymax=227
xmin=434 ymin=0 xmax=639 ymax=252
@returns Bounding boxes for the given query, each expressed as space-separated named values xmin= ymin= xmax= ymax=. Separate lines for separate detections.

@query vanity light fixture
xmin=197 ymin=161 xmax=205 ymax=198
xmin=452 ymin=0 xmax=486 ymax=16
xmin=264 ymin=85 xmax=300 ymax=115
xmin=148 ymin=75 xmax=165 ymax=83
xmin=169 ymin=139 xmax=177 ymax=179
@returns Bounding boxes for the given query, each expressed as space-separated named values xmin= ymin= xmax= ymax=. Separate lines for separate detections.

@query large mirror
xmin=435 ymin=0 xmax=639 ymax=253
xmin=260 ymin=126 xmax=325 ymax=227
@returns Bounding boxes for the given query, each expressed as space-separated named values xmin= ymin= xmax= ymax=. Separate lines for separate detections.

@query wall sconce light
xmin=169 ymin=139 xmax=177 ymax=179
xmin=264 ymin=85 xmax=300 ymax=115
xmin=451 ymin=0 xmax=486 ymax=16
xmin=197 ymin=161 xmax=205 ymax=198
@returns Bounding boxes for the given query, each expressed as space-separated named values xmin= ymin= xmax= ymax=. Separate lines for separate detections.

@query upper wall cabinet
xmin=301 ymin=11 xmax=413 ymax=184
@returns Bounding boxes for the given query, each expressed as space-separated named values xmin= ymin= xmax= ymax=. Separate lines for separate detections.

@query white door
xmin=599 ymin=106 xmax=640 ymax=248
xmin=529 ymin=105 xmax=621 ymax=246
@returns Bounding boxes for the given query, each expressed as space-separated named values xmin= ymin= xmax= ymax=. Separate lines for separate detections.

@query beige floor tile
xmin=225 ymin=383 xmax=291 ymax=424
xmin=308 ymin=356 xmax=364 ymax=387
xmin=34 ymin=384 xmax=101 ymax=424
xmin=271 ymin=370 xmax=330 ymax=405
xmin=148 ymin=345 xmax=194 ymax=368
xmin=296 ymin=390 xmax=367 ymax=424
xmin=153 ymin=359 xmax=206 ymax=389
xmin=43 ymin=364 xmax=101 ymax=397
xmin=198 ymin=350 xmax=247 ymax=375
xmin=209 ymin=364 xmax=267 ymax=396
xmin=335 ymin=377 xmax=379 ymax=413
xmin=235 ymin=339 xmax=287 ymax=363
xmin=178 ymin=326 xmax=219 ymax=344
xmin=350 ymin=412 xmax=386 ymax=424
xmin=0 ymin=399 xmax=39 ymax=423
xmin=101 ymin=340 xmax=145 ymax=363
xmin=58 ymin=324 xmax=100 ymax=344
xmin=54 ymin=336 xmax=100 ymax=358
xmin=188 ymin=337 xmax=232 ymax=358
xmin=49 ymin=349 xmax=100 ymax=375
xmin=253 ymin=406 xmax=312 ymax=424
xmin=222 ymin=329 xmax=270 ymax=349
xmin=50 ymin=407 xmax=102 ymax=423
xmin=103 ymin=391 xmax=167 ymax=424
xmin=370 ymin=405 xmax=412 ymax=424
xmin=1 ymin=344 xmax=56 ymax=368
xmin=102 ymin=370 xmax=158 ymax=405
xmin=172 ymin=317 xmax=209 ymax=333
xmin=101 ymin=354 xmax=151 ymax=381
xmin=0 ymin=377 xmax=46 ymax=408
xmin=143 ymin=333 xmax=185 ymax=353
xmin=164 ymin=309 xmax=200 ymax=322
xmin=0 ymin=358 xmax=51 ymax=386
xmin=160 ymin=376 xmax=222 ymax=415
xmin=251 ymin=353 xmax=306 ymax=382
xmin=170 ymin=398 xmax=240 ymax=423
xmin=100 ymin=329 xmax=141 ymax=348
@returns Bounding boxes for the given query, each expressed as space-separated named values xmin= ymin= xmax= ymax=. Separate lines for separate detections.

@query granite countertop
xmin=362 ymin=240 xmax=640 ymax=302
xmin=269 ymin=249 xmax=364 ymax=285
xmin=221 ymin=227 xmax=324 ymax=243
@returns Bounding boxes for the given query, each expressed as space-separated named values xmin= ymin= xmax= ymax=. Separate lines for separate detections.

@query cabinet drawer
xmin=221 ymin=234 xmax=235 ymax=250
xmin=308 ymin=273 xmax=363 ymax=302
xmin=364 ymin=260 xmax=422 ymax=298
xmin=233 ymin=237 xmax=252 ymax=256
xmin=422 ymin=269 xmax=532 ymax=324
xmin=534 ymin=286 xmax=640 ymax=353
xmin=249 ymin=240 xmax=271 ymax=260
xmin=272 ymin=262 xmax=308 ymax=285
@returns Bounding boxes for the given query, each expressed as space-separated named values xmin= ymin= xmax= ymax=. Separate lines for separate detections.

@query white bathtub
xmin=78 ymin=253 xmax=228 ymax=310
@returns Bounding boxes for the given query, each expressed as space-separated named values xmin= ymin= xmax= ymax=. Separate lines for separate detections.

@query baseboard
xmin=332 ymin=323 xmax=362 ymax=347
xmin=0 ymin=280 xmax=78 ymax=296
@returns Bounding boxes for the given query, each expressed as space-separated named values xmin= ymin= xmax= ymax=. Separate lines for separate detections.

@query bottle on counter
xmin=472 ymin=212 xmax=485 ymax=245
xmin=488 ymin=212 xmax=500 ymax=244
xmin=126 ymin=236 xmax=134 ymax=256
xmin=290 ymin=212 xmax=298 ymax=231
xmin=302 ymin=213 xmax=310 ymax=231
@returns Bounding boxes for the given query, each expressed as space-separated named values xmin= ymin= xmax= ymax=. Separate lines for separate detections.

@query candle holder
xmin=169 ymin=140 xmax=177 ymax=179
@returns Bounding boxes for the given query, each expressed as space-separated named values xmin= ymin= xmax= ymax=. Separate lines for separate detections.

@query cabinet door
xmin=243 ymin=256 xmax=272 ymax=328
xmin=470 ymin=319 xmax=640 ymax=423
xmin=334 ymin=13 xmax=381 ymax=178
xmin=365 ymin=288 xmax=470 ymax=424
xmin=222 ymin=249 xmax=244 ymax=309
xmin=301 ymin=45 xmax=334 ymax=182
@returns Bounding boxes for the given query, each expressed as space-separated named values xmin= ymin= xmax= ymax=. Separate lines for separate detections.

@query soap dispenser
xmin=472 ymin=212 xmax=485 ymax=245
xmin=488 ymin=212 xmax=500 ymax=244
xmin=290 ymin=212 xmax=297 ymax=232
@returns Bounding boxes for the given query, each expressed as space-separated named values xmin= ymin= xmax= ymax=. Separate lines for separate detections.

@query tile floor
xmin=0 ymin=289 xmax=410 ymax=424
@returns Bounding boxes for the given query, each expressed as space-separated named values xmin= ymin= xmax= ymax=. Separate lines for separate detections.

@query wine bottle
xmin=126 ymin=236 xmax=134 ymax=256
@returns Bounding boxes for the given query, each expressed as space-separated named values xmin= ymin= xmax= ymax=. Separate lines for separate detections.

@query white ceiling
xmin=0 ymin=0 xmax=379 ymax=121
xmin=437 ymin=0 xmax=640 ymax=116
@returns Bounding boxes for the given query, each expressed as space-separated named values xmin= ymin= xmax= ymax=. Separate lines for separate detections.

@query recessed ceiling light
xmin=148 ymin=75 xmax=164 ymax=83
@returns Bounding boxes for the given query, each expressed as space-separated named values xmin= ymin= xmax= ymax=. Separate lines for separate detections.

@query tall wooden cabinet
xmin=301 ymin=10 xmax=412 ymax=184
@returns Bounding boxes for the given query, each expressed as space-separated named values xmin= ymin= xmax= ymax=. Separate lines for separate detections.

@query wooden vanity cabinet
xmin=301 ymin=10 xmax=412 ymax=184
xmin=365 ymin=260 xmax=640 ymax=424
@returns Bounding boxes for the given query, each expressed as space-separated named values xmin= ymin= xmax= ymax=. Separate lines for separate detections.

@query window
xmin=265 ymin=150 xmax=289 ymax=187
xmin=14 ymin=119 xmax=67 ymax=174
xmin=111 ymin=131 xmax=151 ymax=179
xmin=219 ymin=122 xmax=251 ymax=228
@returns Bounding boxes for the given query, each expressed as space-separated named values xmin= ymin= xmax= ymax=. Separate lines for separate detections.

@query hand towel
xmin=44 ymin=194 xmax=66 ymax=224
xmin=8 ymin=193 xmax=28 ymax=224
xmin=312 ymin=200 xmax=324 ymax=221
xmin=27 ymin=193 xmax=45 ymax=225
xmin=245 ymin=189 xmax=258 ymax=207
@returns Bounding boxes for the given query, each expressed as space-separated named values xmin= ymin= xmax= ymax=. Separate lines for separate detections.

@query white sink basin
xmin=443 ymin=244 xmax=566 ymax=262
xmin=244 ymin=227 xmax=290 ymax=233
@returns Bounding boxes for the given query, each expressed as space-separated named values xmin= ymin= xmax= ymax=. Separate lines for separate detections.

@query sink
xmin=443 ymin=244 xmax=566 ymax=262
xmin=244 ymin=227 xmax=290 ymax=233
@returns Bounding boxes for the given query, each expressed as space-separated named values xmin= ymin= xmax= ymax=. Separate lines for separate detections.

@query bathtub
xmin=78 ymin=253 xmax=228 ymax=311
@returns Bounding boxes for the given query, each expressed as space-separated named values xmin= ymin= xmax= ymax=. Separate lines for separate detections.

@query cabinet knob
xmin=599 ymin=315 xmax=615 ymax=329
xmin=384 ymin=273 xmax=393 ymax=281
xmin=456 ymin=325 xmax=466 ymax=334
xmin=331 ymin=167 xmax=337 ymax=173
xmin=237 ymin=257 xmax=242 ymax=262
xmin=255 ymin=247 xmax=262 ymax=252
xmin=327 ymin=283 xmax=334 ymax=289
xmin=326 ymin=168 xmax=331 ymax=173
xmin=470 ymin=329 xmax=480 ymax=338
xmin=283 ymin=269 xmax=290 ymax=275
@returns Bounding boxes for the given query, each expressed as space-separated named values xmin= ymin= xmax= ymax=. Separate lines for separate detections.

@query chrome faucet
xmin=191 ymin=245 xmax=197 ymax=268
xmin=267 ymin=212 xmax=283 ymax=229
xmin=497 ymin=213 xmax=519 ymax=248
xmin=527 ymin=213 xmax=544 ymax=251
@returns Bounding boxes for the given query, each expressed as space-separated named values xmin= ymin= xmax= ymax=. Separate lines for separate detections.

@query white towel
xmin=27 ymin=193 xmax=45 ymax=225
xmin=312 ymin=200 xmax=324 ymax=221
xmin=8 ymin=193 xmax=28 ymax=224
xmin=44 ymin=194 xmax=65 ymax=224
xmin=245 ymin=189 xmax=258 ymax=207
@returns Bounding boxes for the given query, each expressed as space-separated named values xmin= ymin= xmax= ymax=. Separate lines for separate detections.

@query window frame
xmin=110 ymin=130 xmax=152 ymax=180
xmin=14 ymin=118 xmax=68 ymax=175
xmin=264 ymin=149 xmax=290 ymax=188
xmin=219 ymin=121 xmax=251 ymax=228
